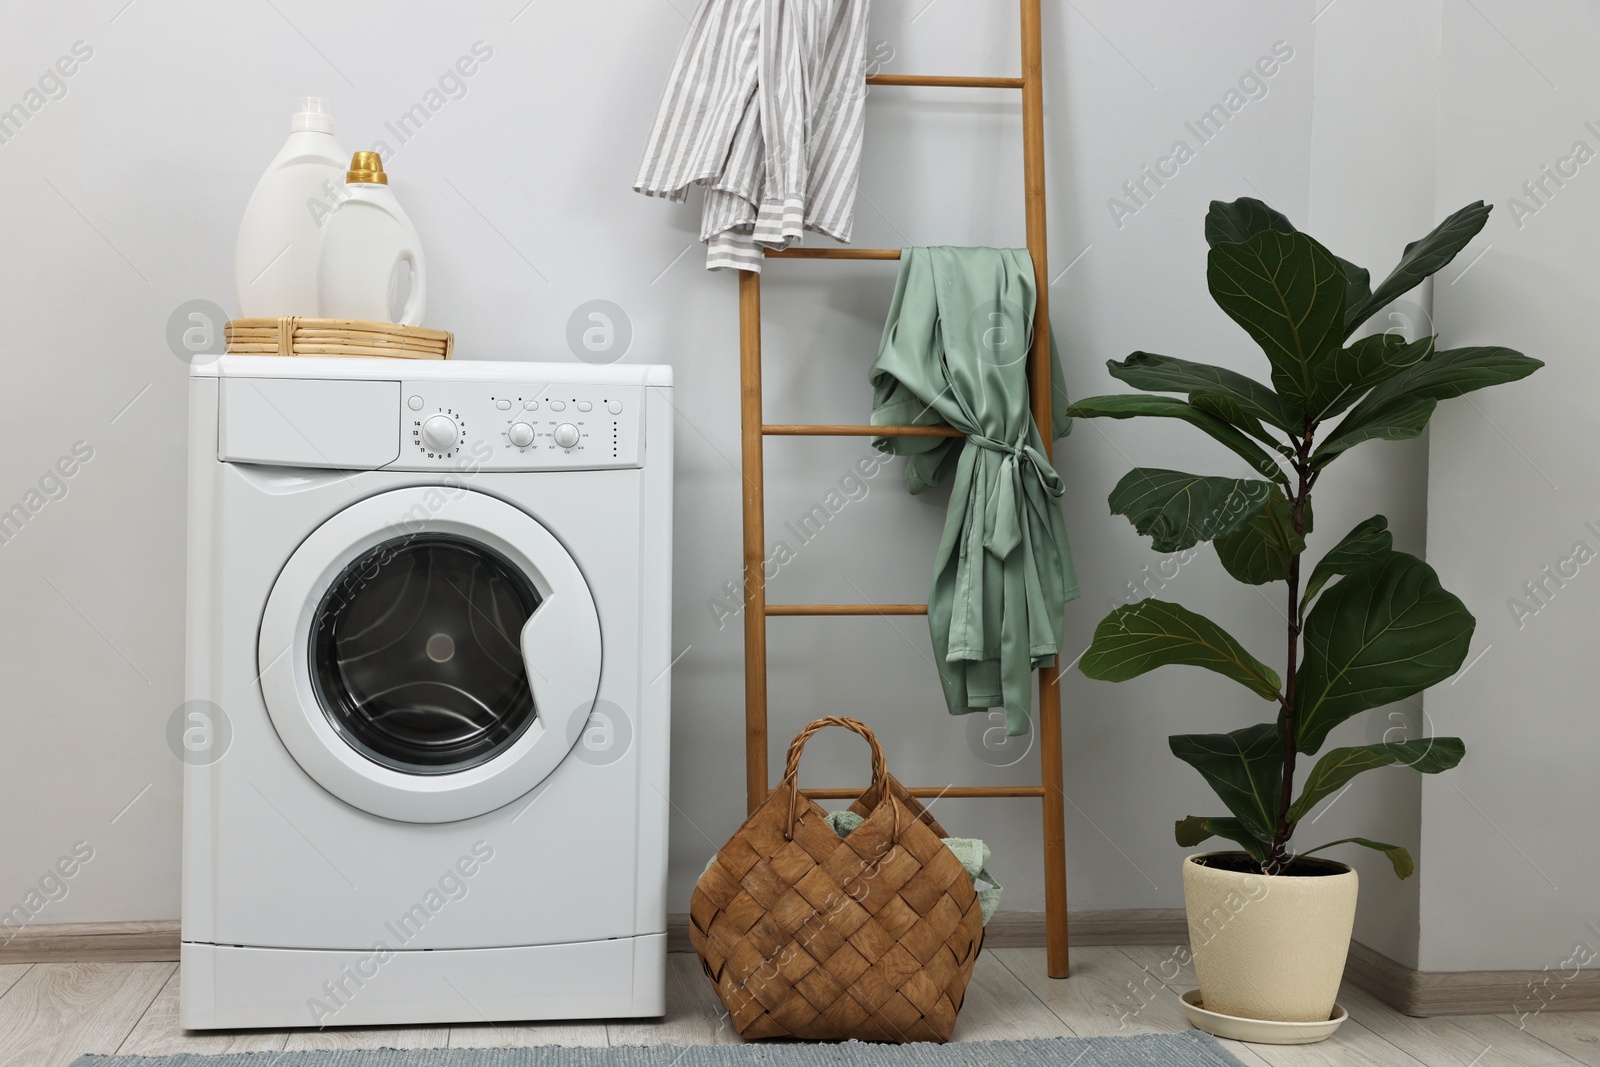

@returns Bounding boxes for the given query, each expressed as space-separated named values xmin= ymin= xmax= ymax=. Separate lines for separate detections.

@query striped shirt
xmin=635 ymin=0 xmax=871 ymax=272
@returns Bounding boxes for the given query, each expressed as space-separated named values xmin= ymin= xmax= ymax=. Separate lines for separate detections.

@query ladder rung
xmin=866 ymin=74 xmax=1025 ymax=89
xmin=764 ymin=424 xmax=962 ymax=438
xmin=765 ymin=248 xmax=902 ymax=260
xmin=768 ymin=603 xmax=927 ymax=616
xmin=800 ymin=785 xmax=1047 ymax=799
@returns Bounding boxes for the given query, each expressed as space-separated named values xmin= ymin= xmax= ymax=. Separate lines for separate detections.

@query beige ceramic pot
xmin=1182 ymin=852 xmax=1358 ymax=1024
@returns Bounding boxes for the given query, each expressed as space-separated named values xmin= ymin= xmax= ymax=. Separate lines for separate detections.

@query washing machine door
xmin=257 ymin=487 xmax=601 ymax=823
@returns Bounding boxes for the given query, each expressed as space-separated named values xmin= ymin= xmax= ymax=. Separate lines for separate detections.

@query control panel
xmin=394 ymin=381 xmax=644 ymax=471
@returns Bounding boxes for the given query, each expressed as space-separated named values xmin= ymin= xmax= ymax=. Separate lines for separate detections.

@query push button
xmin=549 ymin=400 xmax=567 ymax=412
xmin=607 ymin=400 xmax=623 ymax=414
xmin=495 ymin=399 xmax=512 ymax=410
xmin=408 ymin=395 xmax=424 ymax=411
xmin=577 ymin=401 xmax=593 ymax=413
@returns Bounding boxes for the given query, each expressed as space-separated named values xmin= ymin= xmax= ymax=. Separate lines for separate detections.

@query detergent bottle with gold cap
xmin=316 ymin=151 xmax=427 ymax=326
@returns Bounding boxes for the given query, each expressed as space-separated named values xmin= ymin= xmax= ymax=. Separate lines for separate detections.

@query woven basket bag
xmin=690 ymin=717 xmax=985 ymax=1043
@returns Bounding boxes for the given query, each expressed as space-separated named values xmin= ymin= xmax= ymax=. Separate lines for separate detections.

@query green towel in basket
xmin=823 ymin=810 xmax=1002 ymax=925
xmin=701 ymin=810 xmax=1003 ymax=925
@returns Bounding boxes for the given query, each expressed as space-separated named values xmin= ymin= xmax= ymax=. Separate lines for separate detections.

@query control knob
xmin=507 ymin=422 xmax=535 ymax=448
xmin=420 ymin=414 xmax=460 ymax=452
xmin=553 ymin=423 xmax=581 ymax=449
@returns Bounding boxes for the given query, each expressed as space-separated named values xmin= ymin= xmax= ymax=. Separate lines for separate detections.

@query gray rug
xmin=74 ymin=1033 xmax=1242 ymax=1066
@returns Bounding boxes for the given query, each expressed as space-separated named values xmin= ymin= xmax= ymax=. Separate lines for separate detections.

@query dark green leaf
xmin=1287 ymin=738 xmax=1465 ymax=823
xmin=1174 ymin=815 xmax=1219 ymax=846
xmin=1314 ymin=335 xmax=1436 ymax=421
xmin=1313 ymin=394 xmax=1438 ymax=464
xmin=1202 ymin=197 xmax=1375 ymax=340
xmin=1175 ymin=816 xmax=1270 ymax=863
xmin=1350 ymin=345 xmax=1544 ymax=418
xmin=1107 ymin=469 xmax=1276 ymax=551
xmin=1296 ymin=553 xmax=1476 ymax=754
xmin=1170 ymin=724 xmax=1284 ymax=842
xmin=1317 ymin=345 xmax=1541 ymax=465
xmin=1107 ymin=351 xmax=1302 ymax=435
xmin=1064 ymin=394 xmax=1286 ymax=484
xmin=1214 ymin=486 xmax=1305 ymax=585
xmin=1208 ymin=231 xmax=1348 ymax=410
xmin=1190 ymin=393 xmax=1295 ymax=457
xmin=1300 ymin=515 xmax=1393 ymax=613
xmin=1205 ymin=197 xmax=1297 ymax=247
xmin=1081 ymin=599 xmax=1282 ymax=700
xmin=1303 ymin=837 xmax=1416 ymax=879
xmin=1345 ymin=202 xmax=1493 ymax=330
xmin=1341 ymin=261 xmax=1373 ymax=332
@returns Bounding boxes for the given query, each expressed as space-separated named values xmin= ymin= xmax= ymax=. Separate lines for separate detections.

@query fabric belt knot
xmin=969 ymin=431 xmax=1065 ymax=560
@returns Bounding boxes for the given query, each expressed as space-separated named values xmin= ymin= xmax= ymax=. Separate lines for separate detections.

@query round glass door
xmin=259 ymin=487 xmax=602 ymax=823
xmin=310 ymin=534 xmax=541 ymax=774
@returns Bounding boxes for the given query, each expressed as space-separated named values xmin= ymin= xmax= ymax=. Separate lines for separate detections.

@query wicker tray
xmin=225 ymin=317 xmax=452 ymax=359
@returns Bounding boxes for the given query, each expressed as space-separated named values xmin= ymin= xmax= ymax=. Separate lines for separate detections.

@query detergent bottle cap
xmin=346 ymin=151 xmax=388 ymax=185
xmin=290 ymin=96 xmax=335 ymax=134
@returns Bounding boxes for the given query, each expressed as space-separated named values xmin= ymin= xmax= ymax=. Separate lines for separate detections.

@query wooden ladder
xmin=736 ymin=0 xmax=1070 ymax=978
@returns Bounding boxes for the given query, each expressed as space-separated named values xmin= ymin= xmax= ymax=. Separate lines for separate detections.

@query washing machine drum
xmin=258 ymin=488 xmax=602 ymax=823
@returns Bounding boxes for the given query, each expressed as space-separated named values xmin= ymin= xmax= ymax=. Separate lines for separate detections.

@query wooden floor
xmin=0 ymin=948 xmax=1593 ymax=1066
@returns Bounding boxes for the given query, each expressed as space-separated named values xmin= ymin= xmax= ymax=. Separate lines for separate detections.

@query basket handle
xmin=780 ymin=717 xmax=888 ymax=840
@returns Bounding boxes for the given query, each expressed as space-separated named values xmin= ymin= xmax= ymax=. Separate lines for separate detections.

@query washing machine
xmin=181 ymin=356 xmax=673 ymax=1029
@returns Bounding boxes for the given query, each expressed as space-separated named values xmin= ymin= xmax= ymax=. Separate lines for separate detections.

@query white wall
xmin=1040 ymin=1 xmax=1322 ymax=914
xmin=1301 ymin=0 xmax=1442 ymax=970
xmin=1423 ymin=0 xmax=1600 ymax=972
xmin=0 ymin=0 xmax=1506 ymax=969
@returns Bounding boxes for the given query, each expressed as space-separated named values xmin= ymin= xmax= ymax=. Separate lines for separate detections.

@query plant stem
xmin=1270 ymin=415 xmax=1314 ymax=873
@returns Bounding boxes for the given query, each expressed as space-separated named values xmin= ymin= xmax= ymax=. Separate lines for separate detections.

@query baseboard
xmin=1344 ymin=939 xmax=1600 ymax=1018
xmin=12 ymin=915 xmax=1596 ymax=1018
xmin=0 ymin=920 xmax=181 ymax=963
xmin=675 ymin=910 xmax=1600 ymax=1017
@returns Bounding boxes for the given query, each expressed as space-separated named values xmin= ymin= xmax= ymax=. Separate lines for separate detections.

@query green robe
xmin=869 ymin=247 xmax=1079 ymax=736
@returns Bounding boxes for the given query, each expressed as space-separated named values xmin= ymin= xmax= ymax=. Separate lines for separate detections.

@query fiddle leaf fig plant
xmin=1067 ymin=198 xmax=1541 ymax=877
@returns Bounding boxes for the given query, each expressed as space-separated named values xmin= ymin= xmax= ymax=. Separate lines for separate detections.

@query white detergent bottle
xmin=316 ymin=151 xmax=426 ymax=325
xmin=234 ymin=97 xmax=349 ymax=316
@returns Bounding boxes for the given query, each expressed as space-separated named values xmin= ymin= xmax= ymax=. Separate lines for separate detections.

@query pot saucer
xmin=1179 ymin=988 xmax=1349 ymax=1045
